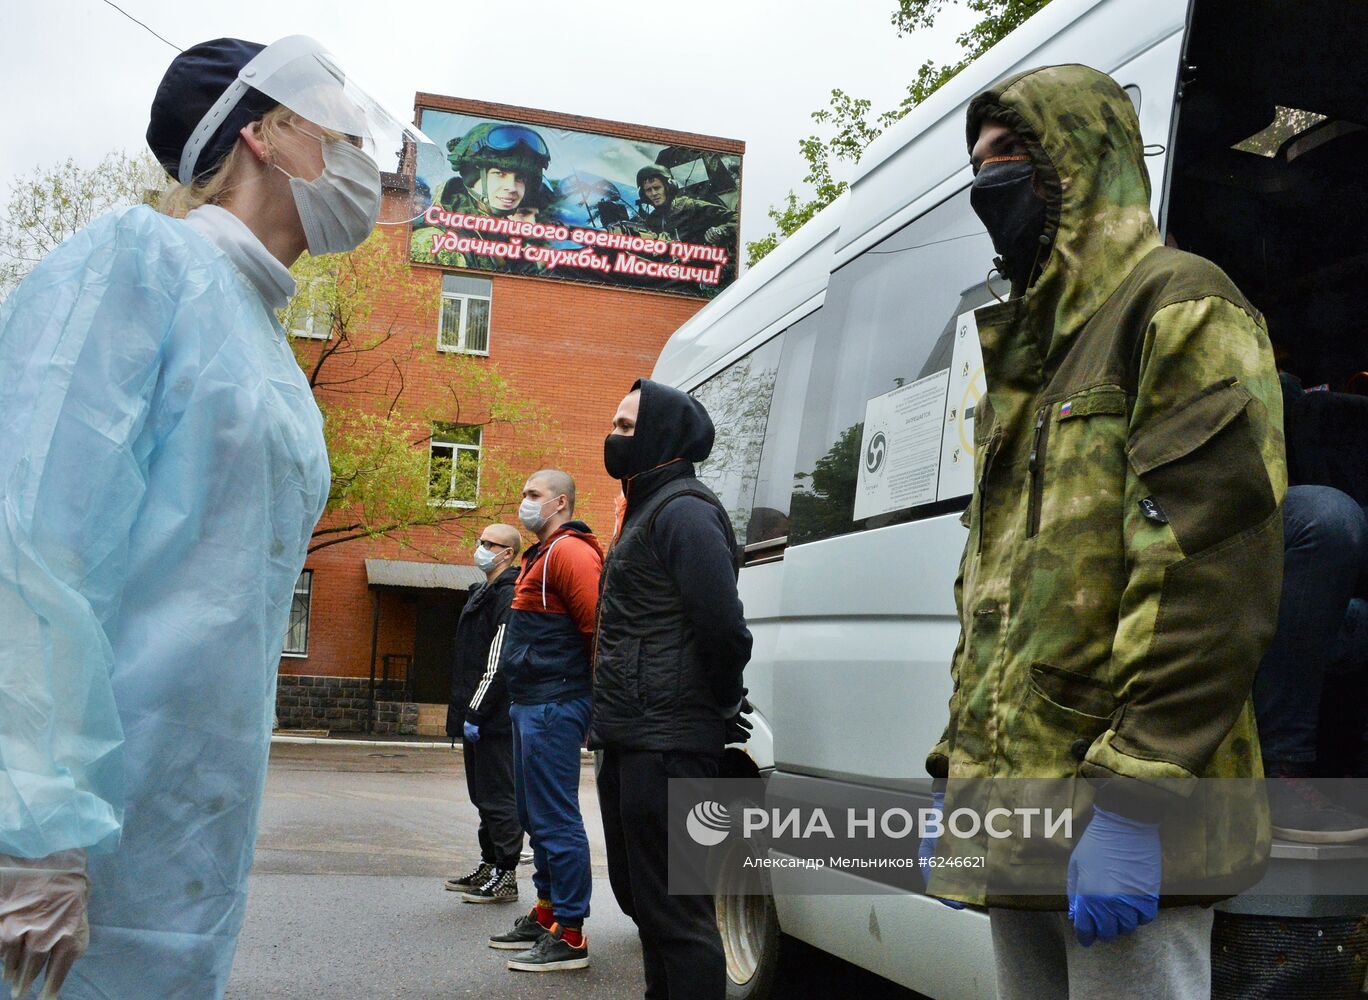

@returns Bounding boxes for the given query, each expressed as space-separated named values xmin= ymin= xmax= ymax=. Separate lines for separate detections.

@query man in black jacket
xmin=444 ymin=522 xmax=524 ymax=903
xmin=591 ymin=378 xmax=753 ymax=1000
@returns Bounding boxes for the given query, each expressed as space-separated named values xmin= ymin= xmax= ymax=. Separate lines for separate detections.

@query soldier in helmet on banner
xmin=635 ymin=164 xmax=737 ymax=291
xmin=412 ymin=122 xmax=553 ymax=271
xmin=635 ymin=165 xmax=735 ymax=247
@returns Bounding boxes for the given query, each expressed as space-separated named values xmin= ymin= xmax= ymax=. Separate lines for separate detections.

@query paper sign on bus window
xmin=852 ymin=309 xmax=988 ymax=521
xmin=936 ymin=310 xmax=988 ymax=502
xmin=853 ymin=371 xmax=950 ymax=521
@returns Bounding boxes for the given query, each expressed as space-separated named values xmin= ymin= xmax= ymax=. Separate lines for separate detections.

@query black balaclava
xmin=603 ymin=432 xmax=635 ymax=481
xmin=604 ymin=378 xmax=715 ymax=482
xmin=969 ymin=153 xmax=1049 ymax=286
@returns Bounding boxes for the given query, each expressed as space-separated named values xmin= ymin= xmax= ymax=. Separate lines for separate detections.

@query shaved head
xmin=483 ymin=522 xmax=523 ymax=556
xmin=527 ymin=468 xmax=576 ymax=514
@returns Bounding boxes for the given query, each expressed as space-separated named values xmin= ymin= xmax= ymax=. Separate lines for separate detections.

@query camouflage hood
xmin=966 ymin=64 xmax=1162 ymax=359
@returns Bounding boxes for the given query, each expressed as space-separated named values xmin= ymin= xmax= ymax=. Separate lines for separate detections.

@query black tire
xmin=714 ymin=816 xmax=782 ymax=999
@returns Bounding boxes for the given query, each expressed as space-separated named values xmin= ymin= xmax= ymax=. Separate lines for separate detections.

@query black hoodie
xmin=590 ymin=379 xmax=753 ymax=752
xmin=614 ymin=377 xmax=714 ymax=484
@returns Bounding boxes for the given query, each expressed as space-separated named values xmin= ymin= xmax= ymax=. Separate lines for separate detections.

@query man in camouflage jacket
xmin=924 ymin=65 xmax=1285 ymax=998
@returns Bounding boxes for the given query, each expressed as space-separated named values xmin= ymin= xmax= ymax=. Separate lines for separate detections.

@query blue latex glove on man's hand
xmin=919 ymin=790 xmax=966 ymax=909
xmin=463 ymin=721 xmax=480 ymax=744
xmin=1066 ymin=806 xmax=1161 ymax=946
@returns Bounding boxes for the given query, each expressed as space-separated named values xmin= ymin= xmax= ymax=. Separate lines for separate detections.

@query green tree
xmin=746 ymin=0 xmax=1052 ymax=266
xmin=0 ymin=151 xmax=164 ymax=298
xmin=283 ymin=233 xmax=550 ymax=557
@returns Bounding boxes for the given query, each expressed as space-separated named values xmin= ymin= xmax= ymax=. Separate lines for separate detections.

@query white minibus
xmin=653 ymin=0 xmax=1368 ymax=996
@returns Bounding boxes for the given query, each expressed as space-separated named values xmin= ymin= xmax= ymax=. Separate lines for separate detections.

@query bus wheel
xmin=715 ymin=828 xmax=781 ymax=999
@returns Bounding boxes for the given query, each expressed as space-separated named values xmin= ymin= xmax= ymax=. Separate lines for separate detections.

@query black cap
xmin=147 ymin=37 xmax=276 ymax=181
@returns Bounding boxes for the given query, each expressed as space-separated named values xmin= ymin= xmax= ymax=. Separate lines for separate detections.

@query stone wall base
xmin=276 ymin=675 xmax=418 ymax=736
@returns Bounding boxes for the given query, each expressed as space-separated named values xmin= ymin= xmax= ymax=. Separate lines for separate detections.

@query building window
xmin=428 ymin=423 xmax=482 ymax=507
xmin=289 ymin=279 xmax=332 ymax=340
xmin=283 ymin=570 xmax=312 ymax=656
xmin=438 ymin=274 xmax=492 ymax=354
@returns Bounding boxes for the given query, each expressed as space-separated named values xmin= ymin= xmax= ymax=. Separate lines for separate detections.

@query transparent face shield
xmin=179 ymin=35 xmax=436 ymax=224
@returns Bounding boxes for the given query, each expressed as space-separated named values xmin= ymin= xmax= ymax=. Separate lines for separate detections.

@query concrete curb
xmin=270 ymin=734 xmax=597 ymax=759
xmin=271 ymin=735 xmax=457 ymax=750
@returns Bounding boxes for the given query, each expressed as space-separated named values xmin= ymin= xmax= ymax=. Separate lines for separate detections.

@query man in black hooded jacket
xmin=590 ymin=378 xmax=752 ymax=1000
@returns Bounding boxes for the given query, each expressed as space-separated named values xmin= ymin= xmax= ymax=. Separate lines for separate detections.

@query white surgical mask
xmin=518 ymin=496 xmax=559 ymax=532
xmin=287 ymin=139 xmax=381 ymax=255
xmin=473 ymin=545 xmax=500 ymax=572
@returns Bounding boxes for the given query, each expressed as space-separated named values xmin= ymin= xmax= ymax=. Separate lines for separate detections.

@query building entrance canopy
xmin=365 ymin=558 xmax=485 ymax=592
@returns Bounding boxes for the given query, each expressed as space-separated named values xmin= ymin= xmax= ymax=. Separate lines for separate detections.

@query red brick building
xmin=274 ymin=96 xmax=743 ymax=735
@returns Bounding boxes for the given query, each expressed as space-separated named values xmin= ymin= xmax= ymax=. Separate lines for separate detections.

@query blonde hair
xmin=158 ymin=105 xmax=297 ymax=218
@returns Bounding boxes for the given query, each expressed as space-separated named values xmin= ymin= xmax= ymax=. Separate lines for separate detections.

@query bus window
xmin=690 ymin=334 xmax=784 ymax=541
xmin=788 ymin=187 xmax=1000 ymax=545
xmin=747 ymin=308 xmax=823 ymax=551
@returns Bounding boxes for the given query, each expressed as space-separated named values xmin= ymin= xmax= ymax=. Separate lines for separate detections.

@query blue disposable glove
xmin=919 ymin=790 xmax=966 ymax=909
xmin=463 ymin=721 xmax=480 ymax=744
xmin=1066 ymin=806 xmax=1161 ymax=946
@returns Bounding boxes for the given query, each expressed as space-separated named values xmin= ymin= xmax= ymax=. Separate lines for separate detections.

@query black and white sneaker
xmin=462 ymin=867 xmax=518 ymax=904
xmin=507 ymin=923 xmax=589 ymax=972
xmin=489 ymin=911 xmax=548 ymax=950
xmin=444 ymin=861 xmax=492 ymax=893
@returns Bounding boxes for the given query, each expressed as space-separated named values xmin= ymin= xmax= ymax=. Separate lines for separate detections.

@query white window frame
xmin=282 ymin=570 xmax=313 ymax=657
xmin=437 ymin=275 xmax=492 ymax=355
xmin=428 ymin=425 xmax=482 ymax=508
xmin=290 ymin=279 xmax=332 ymax=340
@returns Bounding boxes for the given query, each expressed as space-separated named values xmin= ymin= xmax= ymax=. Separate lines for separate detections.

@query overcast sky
xmin=2 ymin=0 xmax=974 ymax=254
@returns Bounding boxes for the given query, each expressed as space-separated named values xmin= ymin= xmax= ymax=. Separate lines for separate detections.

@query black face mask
xmin=604 ymin=433 xmax=635 ymax=480
xmin=970 ymin=156 xmax=1049 ymax=286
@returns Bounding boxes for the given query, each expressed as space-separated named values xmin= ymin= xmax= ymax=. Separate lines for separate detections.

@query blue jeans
xmin=1254 ymin=485 xmax=1368 ymax=765
xmin=1338 ymin=599 xmax=1368 ymax=671
xmin=510 ymin=697 xmax=592 ymax=926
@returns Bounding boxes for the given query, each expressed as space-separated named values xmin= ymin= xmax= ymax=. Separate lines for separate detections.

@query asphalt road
xmin=225 ymin=742 xmax=925 ymax=999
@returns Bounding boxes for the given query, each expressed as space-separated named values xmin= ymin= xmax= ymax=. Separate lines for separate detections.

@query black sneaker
xmin=1268 ymin=772 xmax=1368 ymax=844
xmin=489 ymin=911 xmax=548 ymax=950
xmin=444 ymin=861 xmax=492 ymax=892
xmin=506 ymin=923 xmax=589 ymax=972
xmin=463 ymin=867 xmax=518 ymax=904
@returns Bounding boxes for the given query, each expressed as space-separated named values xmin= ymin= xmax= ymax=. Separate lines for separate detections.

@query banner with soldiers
xmin=411 ymin=107 xmax=742 ymax=298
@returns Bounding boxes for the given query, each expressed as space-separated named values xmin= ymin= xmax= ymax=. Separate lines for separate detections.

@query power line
xmin=99 ymin=0 xmax=182 ymax=52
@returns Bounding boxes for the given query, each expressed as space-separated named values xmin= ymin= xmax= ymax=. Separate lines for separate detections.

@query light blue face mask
xmin=518 ymin=495 xmax=562 ymax=532
xmin=473 ymin=544 xmax=500 ymax=572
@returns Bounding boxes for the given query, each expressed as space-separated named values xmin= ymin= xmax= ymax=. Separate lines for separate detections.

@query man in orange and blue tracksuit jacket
xmin=487 ymin=469 xmax=604 ymax=972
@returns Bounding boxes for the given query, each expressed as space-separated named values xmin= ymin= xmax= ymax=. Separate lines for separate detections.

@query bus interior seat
xmin=1284 ymin=388 xmax=1368 ymax=510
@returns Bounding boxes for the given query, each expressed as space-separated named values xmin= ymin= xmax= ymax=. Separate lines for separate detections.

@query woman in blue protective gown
xmin=0 ymin=37 xmax=436 ymax=999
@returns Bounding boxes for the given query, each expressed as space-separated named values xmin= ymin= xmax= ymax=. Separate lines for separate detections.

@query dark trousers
xmin=598 ymin=748 xmax=724 ymax=1000
xmin=1254 ymin=485 xmax=1368 ymax=766
xmin=510 ymin=697 xmax=592 ymax=926
xmin=463 ymin=731 xmax=522 ymax=870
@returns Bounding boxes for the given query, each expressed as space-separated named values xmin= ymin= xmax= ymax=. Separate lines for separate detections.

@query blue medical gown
xmin=0 ymin=206 xmax=330 ymax=997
